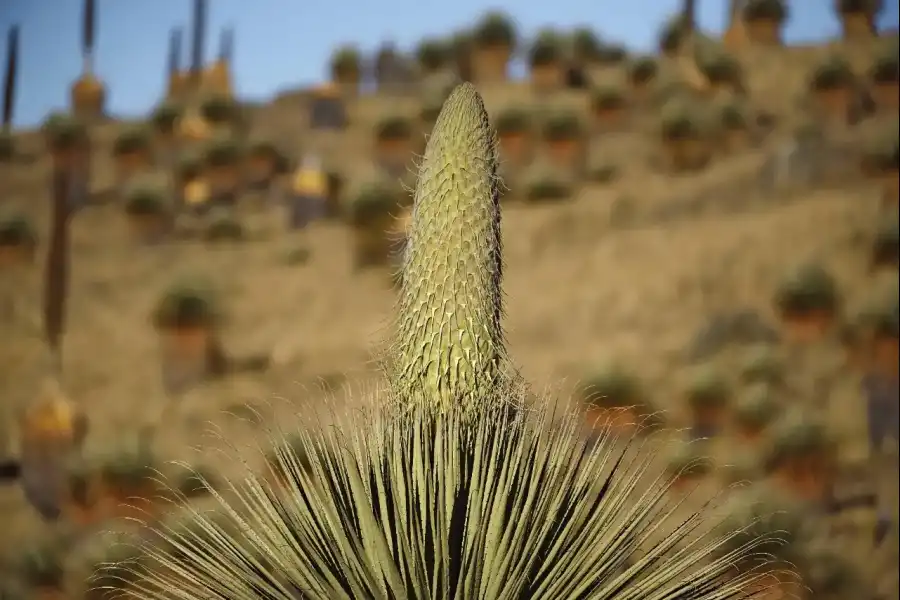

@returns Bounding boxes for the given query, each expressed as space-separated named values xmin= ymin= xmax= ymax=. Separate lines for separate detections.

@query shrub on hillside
xmin=528 ymin=29 xmax=565 ymax=68
xmin=472 ymin=11 xmax=517 ymax=49
xmin=742 ymin=0 xmax=790 ymax=23
xmin=329 ymin=45 xmax=362 ymax=81
xmin=415 ymin=38 xmax=450 ymax=73
xmin=808 ymin=55 xmax=854 ymax=92
xmin=570 ymin=27 xmax=601 ymax=64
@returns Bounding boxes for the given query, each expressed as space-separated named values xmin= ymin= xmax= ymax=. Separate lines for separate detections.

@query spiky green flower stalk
xmin=390 ymin=83 xmax=508 ymax=411
xmin=101 ymin=83 xmax=779 ymax=600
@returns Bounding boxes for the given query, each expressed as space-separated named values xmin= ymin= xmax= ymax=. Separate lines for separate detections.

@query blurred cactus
xmin=329 ymin=45 xmax=361 ymax=85
xmin=150 ymin=101 xmax=183 ymax=136
xmin=695 ymin=46 xmax=743 ymax=89
xmin=374 ymin=114 xmax=414 ymax=143
xmin=16 ymin=539 xmax=66 ymax=591
xmin=152 ymin=280 xmax=220 ymax=331
xmin=739 ymin=344 xmax=784 ymax=386
xmin=868 ymin=43 xmax=898 ymax=85
xmin=201 ymin=134 xmax=243 ymax=169
xmin=773 ymin=262 xmax=840 ymax=323
xmin=472 ymin=11 xmax=517 ymax=50
xmin=41 ymin=112 xmax=88 ymax=154
xmin=665 ymin=441 xmax=713 ymax=483
xmin=0 ymin=212 xmax=37 ymax=262
xmin=112 ymin=125 xmax=152 ymax=158
xmin=658 ymin=17 xmax=687 ymax=55
xmin=870 ymin=216 xmax=899 ymax=269
xmin=415 ymin=38 xmax=450 ymax=74
xmin=808 ymin=55 xmax=854 ymax=93
xmin=742 ymin=0 xmax=789 ymax=23
xmin=578 ymin=365 xmax=643 ymax=409
xmin=569 ymin=27 xmax=601 ymax=65
xmin=199 ymin=93 xmax=238 ymax=126
xmin=204 ymin=208 xmax=245 ymax=242
xmin=627 ymin=55 xmax=659 ymax=87
xmin=523 ymin=167 xmax=574 ymax=203
xmin=734 ymin=384 xmax=781 ymax=438
xmin=527 ymin=29 xmax=565 ymax=69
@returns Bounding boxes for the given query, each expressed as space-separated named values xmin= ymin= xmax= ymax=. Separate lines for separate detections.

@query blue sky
xmin=1 ymin=1 xmax=898 ymax=128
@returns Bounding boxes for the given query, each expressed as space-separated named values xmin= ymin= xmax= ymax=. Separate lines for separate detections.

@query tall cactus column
xmin=389 ymin=83 xmax=509 ymax=411
xmin=70 ymin=0 xmax=106 ymax=120
xmin=165 ymin=27 xmax=189 ymax=103
xmin=0 ymin=24 xmax=18 ymax=162
xmin=204 ymin=26 xmax=234 ymax=98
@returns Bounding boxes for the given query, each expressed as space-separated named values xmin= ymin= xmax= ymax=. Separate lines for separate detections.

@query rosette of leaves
xmin=798 ymin=545 xmax=869 ymax=600
xmin=199 ymin=94 xmax=239 ymax=126
xmin=541 ymin=109 xmax=583 ymax=143
xmin=344 ymin=180 xmax=401 ymax=228
xmin=772 ymin=262 xmax=840 ymax=321
xmin=201 ymin=135 xmax=243 ymax=169
xmin=374 ymin=115 xmax=414 ymax=143
xmin=716 ymin=98 xmax=749 ymax=132
xmin=528 ymin=29 xmax=565 ymax=68
xmin=99 ymin=443 xmax=160 ymax=496
xmin=415 ymin=38 xmax=449 ymax=73
xmin=84 ymin=529 xmax=146 ymax=598
xmin=124 ymin=181 xmax=169 ymax=219
xmin=472 ymin=11 xmax=517 ymax=50
xmin=523 ymin=166 xmax=573 ymax=203
xmin=590 ymin=83 xmax=627 ymax=114
xmin=763 ymin=412 xmax=832 ymax=474
xmin=659 ymin=97 xmax=705 ymax=141
xmin=733 ymin=384 xmax=781 ymax=435
xmin=586 ymin=156 xmax=619 ymax=184
xmin=627 ymin=55 xmax=659 ymax=86
xmin=870 ymin=210 xmax=899 ymax=268
xmin=718 ymin=451 xmax=763 ymax=485
xmin=684 ymin=366 xmax=731 ymax=414
xmin=494 ymin=106 xmax=532 ymax=139
xmin=41 ymin=111 xmax=87 ymax=153
xmin=715 ymin=483 xmax=808 ymax=572
xmin=696 ymin=47 xmax=742 ymax=88
xmin=204 ymin=208 xmax=245 ymax=242
xmin=739 ymin=344 xmax=784 ymax=386
xmin=16 ymin=539 xmax=66 ymax=591
xmin=577 ymin=365 xmax=663 ymax=431
xmin=150 ymin=102 xmax=183 ymax=136
xmin=329 ymin=45 xmax=361 ymax=81
xmin=596 ymin=43 xmax=627 ymax=65
xmin=152 ymin=279 xmax=221 ymax=331
xmin=741 ymin=0 xmax=790 ymax=24
xmin=665 ymin=441 xmax=713 ymax=481
xmin=808 ymin=55 xmax=854 ymax=93
xmin=247 ymin=139 xmax=289 ymax=175
xmin=577 ymin=365 xmax=644 ymax=410
xmin=835 ymin=0 xmax=884 ymax=18
xmin=112 ymin=125 xmax=151 ymax=158
xmin=0 ymin=128 xmax=13 ymax=161
xmin=0 ymin=212 xmax=37 ymax=255
xmin=868 ymin=41 xmax=899 ymax=84
xmin=174 ymin=150 xmax=203 ymax=183
xmin=570 ymin=27 xmax=601 ymax=65
xmin=170 ymin=463 xmax=220 ymax=499
xmin=658 ymin=17 xmax=686 ymax=55
xmin=861 ymin=125 xmax=899 ymax=174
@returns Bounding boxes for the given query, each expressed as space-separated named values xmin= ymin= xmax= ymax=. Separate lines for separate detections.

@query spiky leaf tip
xmin=106 ymin=397 xmax=776 ymax=600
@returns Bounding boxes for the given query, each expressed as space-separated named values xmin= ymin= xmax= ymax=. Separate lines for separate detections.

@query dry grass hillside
xmin=0 ymin=6 xmax=898 ymax=599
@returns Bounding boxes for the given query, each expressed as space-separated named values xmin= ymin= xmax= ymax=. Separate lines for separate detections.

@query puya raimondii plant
xmin=104 ymin=84 xmax=778 ymax=600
